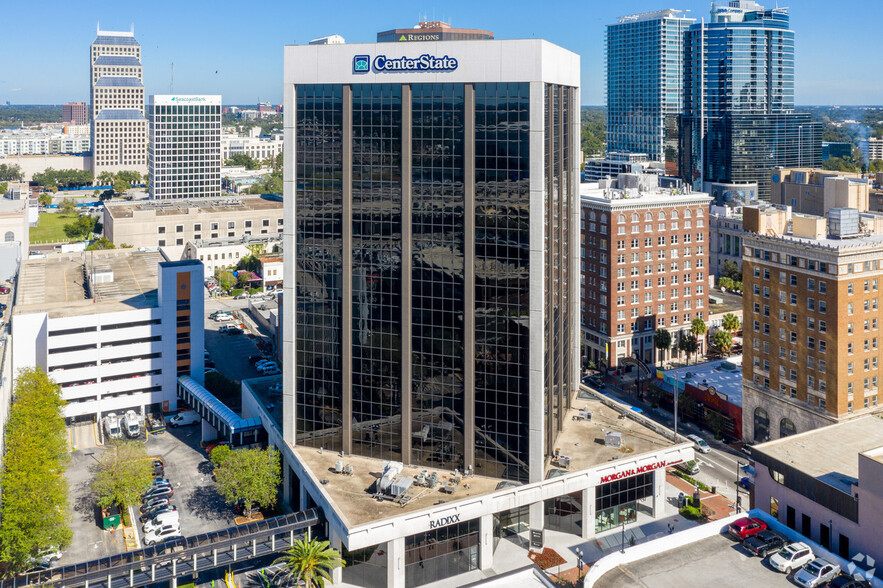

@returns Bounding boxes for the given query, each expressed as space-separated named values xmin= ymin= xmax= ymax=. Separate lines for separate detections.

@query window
xmin=175 ymin=225 xmax=183 ymax=233
xmin=157 ymin=226 xmax=166 ymax=234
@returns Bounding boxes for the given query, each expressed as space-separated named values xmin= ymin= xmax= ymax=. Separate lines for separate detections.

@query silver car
xmin=794 ymin=559 xmax=840 ymax=588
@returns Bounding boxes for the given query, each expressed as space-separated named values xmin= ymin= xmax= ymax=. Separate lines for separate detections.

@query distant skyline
xmin=0 ymin=0 xmax=879 ymax=106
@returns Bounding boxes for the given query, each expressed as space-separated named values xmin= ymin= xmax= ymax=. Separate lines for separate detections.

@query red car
xmin=728 ymin=517 xmax=767 ymax=540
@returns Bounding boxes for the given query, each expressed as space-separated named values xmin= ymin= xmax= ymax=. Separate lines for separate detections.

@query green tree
xmin=37 ymin=193 xmax=53 ymax=207
xmin=115 ymin=171 xmax=141 ymax=185
xmin=0 ymin=163 xmax=23 ymax=181
xmin=870 ymin=159 xmax=883 ymax=173
xmin=215 ymin=269 xmax=236 ymax=291
xmin=113 ymin=180 xmax=131 ymax=197
xmin=271 ymin=152 xmax=283 ymax=175
xmin=97 ymin=171 xmax=115 ymax=186
xmin=721 ymin=260 xmax=742 ymax=282
xmin=732 ymin=280 xmax=743 ymax=293
xmin=678 ymin=333 xmax=700 ymax=365
xmin=0 ymin=182 xmax=7 ymax=195
xmin=90 ymin=441 xmax=154 ymax=511
xmin=718 ymin=277 xmax=734 ymax=290
xmin=822 ymin=156 xmax=861 ymax=173
xmin=706 ymin=410 xmax=726 ymax=438
xmin=225 ymin=153 xmax=261 ymax=170
xmin=0 ymin=368 xmax=71 ymax=575
xmin=580 ymin=107 xmax=606 ymax=156
xmin=86 ymin=237 xmax=116 ymax=250
xmin=712 ymin=329 xmax=733 ymax=355
xmin=272 ymin=537 xmax=345 ymax=588
xmin=722 ymin=313 xmax=741 ymax=333
xmin=58 ymin=198 xmax=76 ymax=216
xmin=210 ymin=444 xmax=233 ymax=467
xmin=213 ymin=447 xmax=281 ymax=518
xmin=654 ymin=329 xmax=672 ymax=364
xmin=690 ymin=317 xmax=707 ymax=338
xmin=64 ymin=216 xmax=98 ymax=240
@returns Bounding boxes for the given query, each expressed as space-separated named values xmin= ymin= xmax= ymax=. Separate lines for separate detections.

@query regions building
xmin=275 ymin=35 xmax=699 ymax=588
xmin=580 ymin=174 xmax=712 ymax=368
xmin=11 ymin=251 xmax=204 ymax=421
xmin=770 ymin=167 xmax=868 ymax=216
xmin=103 ymin=195 xmax=284 ymax=248
xmin=89 ymin=27 xmax=148 ymax=176
xmin=605 ymin=9 xmax=694 ymax=176
xmin=680 ymin=2 xmax=821 ymax=201
xmin=63 ymin=102 xmax=88 ymax=125
xmin=149 ymin=95 xmax=222 ymax=200
xmin=741 ymin=204 xmax=883 ymax=443
xmin=752 ymin=417 xmax=883 ymax=565
xmin=376 ymin=20 xmax=493 ymax=43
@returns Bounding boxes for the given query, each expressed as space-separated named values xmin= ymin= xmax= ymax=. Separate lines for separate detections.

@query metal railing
xmin=5 ymin=509 xmax=322 ymax=588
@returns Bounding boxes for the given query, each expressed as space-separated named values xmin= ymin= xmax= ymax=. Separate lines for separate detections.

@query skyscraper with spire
xmin=89 ymin=26 xmax=148 ymax=177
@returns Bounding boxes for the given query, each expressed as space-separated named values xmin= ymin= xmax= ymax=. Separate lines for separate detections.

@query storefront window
xmin=405 ymin=519 xmax=479 ymax=588
xmin=494 ymin=506 xmax=529 ymax=551
xmin=595 ymin=472 xmax=653 ymax=532
xmin=544 ymin=491 xmax=582 ymax=536
xmin=342 ymin=544 xmax=387 ymax=588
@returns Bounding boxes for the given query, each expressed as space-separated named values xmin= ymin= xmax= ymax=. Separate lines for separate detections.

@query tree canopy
xmin=722 ymin=313 xmax=741 ymax=333
xmin=0 ymin=368 xmax=71 ymax=575
xmin=213 ymin=447 xmax=281 ymax=517
xmin=0 ymin=163 xmax=23 ymax=181
xmin=226 ymin=153 xmax=261 ymax=170
xmin=32 ymin=168 xmax=94 ymax=190
xmin=90 ymin=441 xmax=154 ymax=510
xmin=581 ymin=107 xmax=605 ymax=157
xmin=63 ymin=215 xmax=100 ymax=240
xmin=272 ymin=537 xmax=345 ymax=588
xmin=86 ymin=237 xmax=115 ymax=250
xmin=690 ymin=317 xmax=707 ymax=337
xmin=712 ymin=329 xmax=733 ymax=354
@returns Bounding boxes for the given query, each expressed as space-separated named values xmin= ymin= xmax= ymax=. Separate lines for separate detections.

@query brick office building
xmin=741 ymin=204 xmax=883 ymax=443
xmin=581 ymin=174 xmax=712 ymax=369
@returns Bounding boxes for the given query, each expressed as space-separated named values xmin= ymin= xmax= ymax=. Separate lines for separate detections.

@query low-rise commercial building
xmin=741 ymin=204 xmax=883 ymax=443
xmin=709 ymin=204 xmax=744 ymax=276
xmin=103 ymin=195 xmax=284 ymax=248
xmin=581 ymin=174 xmax=712 ymax=368
xmin=258 ymin=255 xmax=282 ymax=290
xmin=752 ymin=417 xmax=883 ymax=564
xmin=221 ymin=128 xmax=283 ymax=163
xmin=181 ymin=234 xmax=281 ymax=275
xmin=659 ymin=355 xmax=744 ymax=439
xmin=583 ymin=152 xmax=664 ymax=182
xmin=11 ymin=251 xmax=205 ymax=421
xmin=770 ymin=167 xmax=868 ymax=216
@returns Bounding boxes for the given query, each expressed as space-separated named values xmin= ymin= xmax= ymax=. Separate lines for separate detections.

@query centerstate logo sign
xmin=353 ymin=54 xmax=458 ymax=73
xmin=353 ymin=55 xmax=370 ymax=72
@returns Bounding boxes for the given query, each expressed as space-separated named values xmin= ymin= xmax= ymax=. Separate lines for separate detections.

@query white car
xmin=769 ymin=542 xmax=815 ymax=574
xmin=214 ymin=314 xmax=234 ymax=322
xmin=794 ymin=559 xmax=840 ymax=587
xmin=143 ymin=523 xmax=182 ymax=546
xmin=260 ymin=366 xmax=281 ymax=376
xmin=143 ymin=512 xmax=180 ymax=534
xmin=686 ymin=434 xmax=711 ymax=453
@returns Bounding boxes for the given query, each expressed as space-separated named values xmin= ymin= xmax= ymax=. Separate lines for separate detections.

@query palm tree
xmin=721 ymin=313 xmax=741 ymax=334
xmin=654 ymin=329 xmax=672 ymax=365
xmin=272 ymin=537 xmax=345 ymax=587
xmin=690 ymin=318 xmax=707 ymax=359
xmin=98 ymin=171 xmax=115 ymax=187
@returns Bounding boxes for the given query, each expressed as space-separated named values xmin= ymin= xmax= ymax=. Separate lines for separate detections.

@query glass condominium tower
xmin=681 ymin=1 xmax=820 ymax=201
xmin=282 ymin=39 xmax=580 ymax=484
xmin=606 ymin=9 xmax=694 ymax=175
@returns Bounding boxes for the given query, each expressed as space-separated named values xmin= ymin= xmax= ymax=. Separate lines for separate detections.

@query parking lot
xmin=594 ymin=532 xmax=796 ymax=588
xmin=204 ymin=299 xmax=277 ymax=389
xmin=61 ymin=423 xmax=235 ymax=566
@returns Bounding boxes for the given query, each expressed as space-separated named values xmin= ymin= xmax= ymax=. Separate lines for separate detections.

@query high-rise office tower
xmin=148 ymin=95 xmax=222 ymax=200
xmin=63 ymin=102 xmax=88 ymax=125
xmin=681 ymin=1 xmax=820 ymax=201
xmin=89 ymin=26 xmax=148 ymax=176
xmin=606 ymin=10 xmax=694 ymax=175
xmin=284 ymin=39 xmax=579 ymax=485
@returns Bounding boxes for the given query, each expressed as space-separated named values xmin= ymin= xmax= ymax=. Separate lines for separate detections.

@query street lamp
xmin=576 ymin=547 xmax=584 ymax=579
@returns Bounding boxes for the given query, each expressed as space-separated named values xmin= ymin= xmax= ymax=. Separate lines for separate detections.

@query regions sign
xmin=353 ymin=54 xmax=458 ymax=73
xmin=599 ymin=461 xmax=668 ymax=483
xmin=398 ymin=33 xmax=441 ymax=42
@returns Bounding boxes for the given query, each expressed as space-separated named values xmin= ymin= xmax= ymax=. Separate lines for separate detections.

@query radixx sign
xmin=429 ymin=514 xmax=461 ymax=529
xmin=599 ymin=461 xmax=668 ymax=483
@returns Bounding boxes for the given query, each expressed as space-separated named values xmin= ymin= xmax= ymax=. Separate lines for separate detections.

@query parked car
xmin=142 ymin=486 xmax=173 ymax=501
xmin=686 ymin=434 xmax=711 ymax=453
xmin=147 ymin=478 xmax=170 ymax=489
xmin=143 ymin=524 xmax=182 ymax=546
xmin=770 ymin=542 xmax=815 ymax=574
xmin=224 ymin=327 xmax=244 ymax=335
xmin=168 ymin=411 xmax=201 ymax=427
xmin=259 ymin=366 xmax=281 ymax=376
xmin=742 ymin=530 xmax=786 ymax=556
xmin=676 ymin=460 xmax=700 ymax=475
xmin=140 ymin=497 xmax=170 ymax=513
xmin=825 ymin=575 xmax=872 ymax=588
xmin=727 ymin=517 xmax=767 ymax=541
xmin=140 ymin=504 xmax=177 ymax=523
xmin=214 ymin=314 xmax=234 ymax=322
xmin=209 ymin=311 xmax=231 ymax=319
xmin=143 ymin=511 xmax=180 ymax=534
xmin=0 ymin=286 xmax=11 ymax=294
xmin=795 ymin=559 xmax=840 ymax=587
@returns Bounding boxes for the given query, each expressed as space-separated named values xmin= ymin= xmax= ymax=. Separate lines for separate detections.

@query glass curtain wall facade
xmin=293 ymin=79 xmax=577 ymax=482
xmin=606 ymin=11 xmax=694 ymax=175
xmin=681 ymin=4 xmax=820 ymax=200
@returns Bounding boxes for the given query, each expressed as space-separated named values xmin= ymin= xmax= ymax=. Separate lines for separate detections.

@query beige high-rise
xmin=89 ymin=26 xmax=148 ymax=177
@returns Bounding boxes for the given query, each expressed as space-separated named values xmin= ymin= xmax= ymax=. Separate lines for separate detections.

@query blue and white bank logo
xmin=373 ymin=54 xmax=458 ymax=72
xmin=353 ymin=55 xmax=370 ymax=73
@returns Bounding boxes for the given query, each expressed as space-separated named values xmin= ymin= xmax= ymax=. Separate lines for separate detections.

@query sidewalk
xmin=666 ymin=469 xmax=735 ymax=521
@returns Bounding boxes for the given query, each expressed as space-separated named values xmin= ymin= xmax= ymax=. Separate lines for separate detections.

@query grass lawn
xmin=30 ymin=213 xmax=76 ymax=244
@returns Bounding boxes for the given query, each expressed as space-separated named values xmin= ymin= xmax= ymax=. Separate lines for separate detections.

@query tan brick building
xmin=770 ymin=167 xmax=867 ymax=216
xmin=103 ymin=196 xmax=283 ymax=249
xmin=580 ymin=175 xmax=712 ymax=368
xmin=742 ymin=205 xmax=883 ymax=443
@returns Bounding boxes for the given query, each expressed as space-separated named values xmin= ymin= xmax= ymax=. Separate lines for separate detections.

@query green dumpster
xmin=102 ymin=503 xmax=121 ymax=530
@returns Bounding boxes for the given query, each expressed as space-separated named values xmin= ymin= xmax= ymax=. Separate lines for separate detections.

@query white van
xmin=143 ymin=510 xmax=179 ymax=533
xmin=168 ymin=411 xmax=201 ymax=427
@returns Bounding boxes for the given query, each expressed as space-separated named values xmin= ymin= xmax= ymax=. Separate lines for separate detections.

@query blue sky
xmin=0 ymin=0 xmax=879 ymax=106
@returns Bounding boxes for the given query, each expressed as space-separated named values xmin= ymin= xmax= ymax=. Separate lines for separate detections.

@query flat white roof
xmin=663 ymin=356 xmax=743 ymax=407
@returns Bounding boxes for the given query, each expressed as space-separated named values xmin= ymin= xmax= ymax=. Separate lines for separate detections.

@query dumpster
xmin=102 ymin=503 xmax=121 ymax=530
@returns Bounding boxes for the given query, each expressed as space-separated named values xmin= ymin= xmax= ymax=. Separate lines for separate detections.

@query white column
xmin=330 ymin=527 xmax=343 ymax=585
xmin=581 ymin=486 xmax=596 ymax=540
xmin=652 ymin=468 xmax=666 ymax=518
xmin=479 ymin=514 xmax=494 ymax=571
xmin=529 ymin=501 xmax=544 ymax=542
xmin=387 ymin=536 xmax=406 ymax=588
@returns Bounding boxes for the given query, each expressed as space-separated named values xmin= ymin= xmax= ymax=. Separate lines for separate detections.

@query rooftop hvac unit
xmin=378 ymin=461 xmax=404 ymax=494
xmin=605 ymin=431 xmax=622 ymax=448
xmin=829 ymin=207 xmax=860 ymax=238
xmin=388 ymin=476 xmax=413 ymax=496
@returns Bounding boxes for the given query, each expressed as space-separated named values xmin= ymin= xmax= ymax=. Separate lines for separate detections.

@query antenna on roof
xmin=97 ymin=22 xmax=100 ymax=35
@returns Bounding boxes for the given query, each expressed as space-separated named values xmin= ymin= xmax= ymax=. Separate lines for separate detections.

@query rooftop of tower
xmin=93 ymin=27 xmax=140 ymax=46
